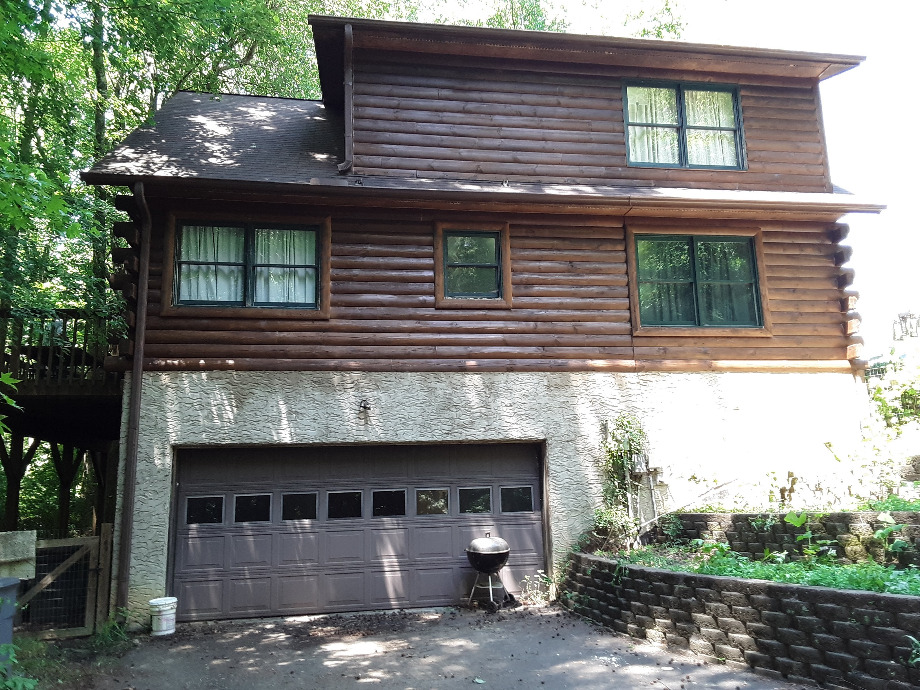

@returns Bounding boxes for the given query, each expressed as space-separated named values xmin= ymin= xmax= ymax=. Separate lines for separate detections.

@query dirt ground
xmin=87 ymin=605 xmax=812 ymax=690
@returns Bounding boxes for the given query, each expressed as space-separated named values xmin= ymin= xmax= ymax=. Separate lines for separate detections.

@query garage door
xmin=172 ymin=444 xmax=545 ymax=621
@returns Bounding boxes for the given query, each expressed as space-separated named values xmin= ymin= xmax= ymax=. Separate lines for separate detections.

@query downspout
xmin=115 ymin=181 xmax=152 ymax=613
xmin=337 ymin=23 xmax=354 ymax=173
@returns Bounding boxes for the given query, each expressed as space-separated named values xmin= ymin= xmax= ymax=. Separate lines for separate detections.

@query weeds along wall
xmin=564 ymin=552 xmax=920 ymax=689
xmin=664 ymin=512 xmax=920 ymax=565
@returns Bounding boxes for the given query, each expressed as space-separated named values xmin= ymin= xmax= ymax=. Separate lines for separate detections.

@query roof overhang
xmin=309 ymin=15 xmax=865 ymax=112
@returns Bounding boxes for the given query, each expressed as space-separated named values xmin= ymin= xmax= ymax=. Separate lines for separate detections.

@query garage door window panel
xmin=416 ymin=488 xmax=449 ymax=516
xmin=459 ymin=487 xmax=492 ymax=514
xmin=282 ymin=493 xmax=317 ymax=521
xmin=328 ymin=491 xmax=363 ymax=519
xmin=373 ymin=490 xmax=406 ymax=517
xmin=186 ymin=496 xmax=224 ymax=525
xmin=234 ymin=494 xmax=271 ymax=523
xmin=500 ymin=486 xmax=534 ymax=513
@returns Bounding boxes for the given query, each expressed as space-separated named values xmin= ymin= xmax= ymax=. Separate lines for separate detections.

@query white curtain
xmin=685 ymin=90 xmax=737 ymax=167
xmin=253 ymin=228 xmax=317 ymax=304
xmin=627 ymin=86 xmax=679 ymax=164
xmin=178 ymin=225 xmax=244 ymax=302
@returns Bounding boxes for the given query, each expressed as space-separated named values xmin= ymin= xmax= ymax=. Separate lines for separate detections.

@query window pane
xmin=638 ymin=282 xmax=696 ymax=326
xmin=187 ymin=496 xmax=223 ymax=525
xmin=179 ymin=226 xmax=245 ymax=262
xmin=328 ymin=491 xmax=362 ymax=519
xmin=253 ymin=228 xmax=316 ymax=265
xmin=684 ymin=90 xmax=735 ymax=128
xmin=459 ymin=487 xmax=492 ymax=514
xmin=501 ymin=486 xmax=533 ymax=513
xmin=282 ymin=493 xmax=317 ymax=521
xmin=636 ymin=238 xmax=692 ymax=280
xmin=253 ymin=267 xmax=317 ymax=304
xmin=446 ymin=234 xmax=497 ymax=264
xmin=234 ymin=494 xmax=271 ymax=522
xmin=698 ymin=283 xmax=759 ymax=326
xmin=179 ymin=264 xmax=244 ymax=302
xmin=626 ymin=86 xmax=678 ymax=125
xmin=686 ymin=129 xmax=738 ymax=167
xmin=628 ymin=126 xmax=680 ymax=165
xmin=416 ymin=489 xmax=448 ymax=515
xmin=373 ymin=490 xmax=406 ymax=517
xmin=696 ymin=240 xmax=755 ymax=282
xmin=445 ymin=266 xmax=499 ymax=296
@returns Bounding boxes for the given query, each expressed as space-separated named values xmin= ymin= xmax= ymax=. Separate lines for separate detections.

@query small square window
xmin=434 ymin=223 xmax=511 ymax=309
xmin=625 ymin=83 xmax=744 ymax=170
xmin=459 ymin=487 xmax=492 ymax=514
xmin=187 ymin=496 xmax=223 ymax=525
xmin=416 ymin=489 xmax=449 ymax=516
xmin=328 ymin=491 xmax=362 ymax=519
xmin=373 ymin=489 xmax=406 ymax=517
xmin=282 ymin=493 xmax=317 ymax=521
xmin=234 ymin=494 xmax=271 ymax=523
xmin=501 ymin=486 xmax=534 ymax=513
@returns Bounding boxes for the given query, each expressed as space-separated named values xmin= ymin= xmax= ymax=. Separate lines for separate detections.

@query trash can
xmin=149 ymin=596 xmax=178 ymax=636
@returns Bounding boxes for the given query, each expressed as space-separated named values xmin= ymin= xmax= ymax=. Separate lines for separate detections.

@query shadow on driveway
xmin=92 ymin=605 xmax=808 ymax=689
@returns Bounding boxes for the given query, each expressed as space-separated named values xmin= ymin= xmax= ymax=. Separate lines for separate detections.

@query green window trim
xmin=624 ymin=82 xmax=745 ymax=170
xmin=635 ymin=234 xmax=762 ymax=328
xmin=174 ymin=221 xmax=322 ymax=309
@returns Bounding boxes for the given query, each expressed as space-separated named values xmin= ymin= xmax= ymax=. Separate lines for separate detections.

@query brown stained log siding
xmin=140 ymin=205 xmax=851 ymax=372
xmin=351 ymin=58 xmax=830 ymax=192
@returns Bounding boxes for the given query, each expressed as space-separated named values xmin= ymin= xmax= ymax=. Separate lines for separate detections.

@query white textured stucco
xmin=118 ymin=369 xmax=867 ymax=618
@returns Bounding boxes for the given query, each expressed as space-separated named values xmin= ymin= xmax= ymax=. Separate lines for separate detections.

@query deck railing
xmin=0 ymin=309 xmax=122 ymax=391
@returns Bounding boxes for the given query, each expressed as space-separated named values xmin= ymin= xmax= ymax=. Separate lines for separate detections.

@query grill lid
xmin=466 ymin=534 xmax=510 ymax=555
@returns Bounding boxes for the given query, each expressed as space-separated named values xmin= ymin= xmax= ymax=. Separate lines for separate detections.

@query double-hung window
xmin=169 ymin=220 xmax=330 ymax=317
xmin=624 ymin=83 xmax=744 ymax=169
xmin=634 ymin=235 xmax=762 ymax=328
xmin=434 ymin=222 xmax=511 ymax=308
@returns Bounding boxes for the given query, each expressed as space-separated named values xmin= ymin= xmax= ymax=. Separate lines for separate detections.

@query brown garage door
xmin=172 ymin=444 xmax=545 ymax=620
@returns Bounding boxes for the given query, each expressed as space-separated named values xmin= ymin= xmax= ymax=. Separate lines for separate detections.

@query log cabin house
xmin=83 ymin=16 xmax=882 ymax=622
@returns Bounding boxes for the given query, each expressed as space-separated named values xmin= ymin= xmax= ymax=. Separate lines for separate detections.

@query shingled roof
xmin=85 ymin=92 xmax=344 ymax=184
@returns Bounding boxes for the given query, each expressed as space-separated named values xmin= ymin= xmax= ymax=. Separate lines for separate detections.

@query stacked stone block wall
xmin=564 ymin=552 xmax=920 ymax=689
xmin=666 ymin=512 xmax=920 ymax=565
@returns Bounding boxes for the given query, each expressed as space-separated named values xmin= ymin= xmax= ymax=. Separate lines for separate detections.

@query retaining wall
xmin=564 ymin=552 xmax=920 ymax=689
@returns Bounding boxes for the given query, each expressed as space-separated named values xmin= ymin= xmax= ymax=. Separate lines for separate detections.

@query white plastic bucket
xmin=149 ymin=596 xmax=178 ymax=636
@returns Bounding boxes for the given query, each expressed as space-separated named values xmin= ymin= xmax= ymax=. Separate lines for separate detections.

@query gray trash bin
xmin=0 ymin=576 xmax=19 ymax=667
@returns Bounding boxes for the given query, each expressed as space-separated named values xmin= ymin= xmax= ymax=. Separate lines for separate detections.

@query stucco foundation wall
xmin=117 ymin=370 xmax=867 ymax=619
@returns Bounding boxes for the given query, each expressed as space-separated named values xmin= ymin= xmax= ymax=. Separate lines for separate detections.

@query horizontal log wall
xmin=351 ymin=55 xmax=831 ymax=193
xmin=138 ymin=202 xmax=852 ymax=373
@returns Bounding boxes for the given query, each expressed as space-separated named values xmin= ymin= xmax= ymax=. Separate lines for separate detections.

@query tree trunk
xmin=0 ymin=434 xmax=41 ymax=531
xmin=50 ymin=443 xmax=85 ymax=536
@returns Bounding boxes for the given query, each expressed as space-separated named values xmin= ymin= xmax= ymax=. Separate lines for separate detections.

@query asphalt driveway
xmin=92 ymin=605 xmax=810 ymax=689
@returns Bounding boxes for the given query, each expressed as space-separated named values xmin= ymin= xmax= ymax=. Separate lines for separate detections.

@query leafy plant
xmin=874 ymin=512 xmax=912 ymax=556
xmin=657 ymin=513 xmax=684 ymax=544
xmin=0 ymin=644 xmax=38 ymax=690
xmin=784 ymin=511 xmax=835 ymax=561
xmin=748 ymin=514 xmax=778 ymax=532
xmin=594 ymin=415 xmax=647 ymax=552
xmin=519 ymin=570 xmax=552 ymax=605
xmin=907 ymin=635 xmax=920 ymax=667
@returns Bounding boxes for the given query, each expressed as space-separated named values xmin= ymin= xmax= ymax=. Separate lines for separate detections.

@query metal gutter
xmin=115 ymin=181 xmax=152 ymax=613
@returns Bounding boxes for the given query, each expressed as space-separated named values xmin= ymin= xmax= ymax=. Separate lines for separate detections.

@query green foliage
xmin=0 ymin=644 xmax=38 ymax=690
xmin=612 ymin=544 xmax=920 ymax=596
xmin=0 ymin=374 xmax=19 ymax=434
xmin=861 ymin=495 xmax=920 ymax=511
xmin=873 ymin=512 xmax=912 ymax=556
xmin=593 ymin=415 xmax=647 ymax=551
xmin=624 ymin=0 xmax=683 ymax=39
xmin=907 ymin=635 xmax=920 ymax=667
xmin=657 ymin=513 xmax=684 ymax=543
xmin=748 ymin=514 xmax=778 ymax=532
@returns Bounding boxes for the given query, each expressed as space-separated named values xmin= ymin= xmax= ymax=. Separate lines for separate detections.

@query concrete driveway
xmin=92 ymin=605 xmax=809 ymax=689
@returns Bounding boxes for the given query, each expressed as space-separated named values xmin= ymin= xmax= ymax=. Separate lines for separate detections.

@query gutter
xmin=115 ymin=181 xmax=152 ymax=614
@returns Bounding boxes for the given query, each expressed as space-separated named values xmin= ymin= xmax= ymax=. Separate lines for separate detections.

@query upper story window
xmin=165 ymin=218 xmax=331 ymax=319
xmin=624 ymin=83 xmax=744 ymax=170
xmin=434 ymin=222 xmax=511 ymax=309
xmin=634 ymin=234 xmax=762 ymax=328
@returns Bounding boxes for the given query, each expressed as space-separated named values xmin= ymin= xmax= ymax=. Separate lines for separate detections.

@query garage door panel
xmin=174 ymin=443 xmax=545 ymax=620
xmin=278 ymin=532 xmax=319 ymax=565
xmin=413 ymin=525 xmax=453 ymax=560
xmin=229 ymin=534 xmax=273 ymax=567
xmin=276 ymin=574 xmax=319 ymax=611
xmin=370 ymin=570 xmax=410 ymax=605
xmin=414 ymin=567 xmax=460 ymax=603
xmin=325 ymin=529 xmax=364 ymax=563
xmin=176 ymin=579 xmax=224 ymax=618
xmin=371 ymin=528 xmax=409 ymax=560
xmin=179 ymin=534 xmax=226 ymax=570
xmin=325 ymin=571 xmax=366 ymax=607
xmin=229 ymin=576 xmax=272 ymax=614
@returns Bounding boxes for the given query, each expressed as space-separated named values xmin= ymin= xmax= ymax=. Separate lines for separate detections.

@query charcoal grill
xmin=465 ymin=532 xmax=514 ymax=612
